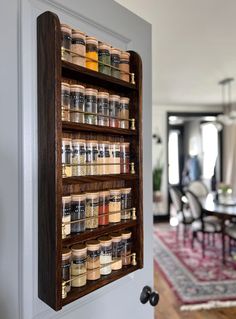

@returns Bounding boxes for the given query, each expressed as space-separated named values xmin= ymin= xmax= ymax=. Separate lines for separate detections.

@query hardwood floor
xmin=154 ymin=264 xmax=236 ymax=319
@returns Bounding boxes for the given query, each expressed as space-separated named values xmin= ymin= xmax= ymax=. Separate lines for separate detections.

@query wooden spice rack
xmin=37 ymin=11 xmax=143 ymax=311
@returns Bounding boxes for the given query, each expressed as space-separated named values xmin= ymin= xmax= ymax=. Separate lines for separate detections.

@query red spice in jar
xmin=98 ymin=191 xmax=110 ymax=225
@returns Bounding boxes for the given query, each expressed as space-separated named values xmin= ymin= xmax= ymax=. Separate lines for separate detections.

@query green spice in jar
xmin=71 ymin=244 xmax=87 ymax=287
xmin=98 ymin=42 xmax=111 ymax=75
xmin=86 ymin=192 xmax=99 ymax=229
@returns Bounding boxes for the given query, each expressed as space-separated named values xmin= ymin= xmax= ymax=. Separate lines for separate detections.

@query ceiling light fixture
xmin=217 ymin=77 xmax=236 ymax=125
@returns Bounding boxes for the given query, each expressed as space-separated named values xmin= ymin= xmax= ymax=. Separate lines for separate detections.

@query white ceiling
xmin=115 ymin=0 xmax=236 ymax=106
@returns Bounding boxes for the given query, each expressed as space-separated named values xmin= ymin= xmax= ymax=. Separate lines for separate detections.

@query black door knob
xmin=140 ymin=286 xmax=152 ymax=304
xmin=149 ymin=291 xmax=159 ymax=307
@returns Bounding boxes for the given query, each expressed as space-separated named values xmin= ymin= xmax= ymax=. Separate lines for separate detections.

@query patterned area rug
xmin=154 ymin=226 xmax=236 ymax=310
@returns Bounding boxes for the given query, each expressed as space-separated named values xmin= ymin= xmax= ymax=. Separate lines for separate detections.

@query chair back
xmin=185 ymin=190 xmax=202 ymax=220
xmin=188 ymin=180 xmax=208 ymax=198
xmin=169 ymin=186 xmax=183 ymax=213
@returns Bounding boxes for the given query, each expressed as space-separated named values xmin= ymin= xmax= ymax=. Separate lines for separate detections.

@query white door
xmin=0 ymin=0 xmax=153 ymax=318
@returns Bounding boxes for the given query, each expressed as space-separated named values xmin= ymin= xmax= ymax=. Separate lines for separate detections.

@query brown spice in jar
xmin=109 ymin=189 xmax=121 ymax=223
xmin=72 ymin=29 xmax=86 ymax=67
xmin=86 ymin=240 xmax=100 ymax=280
xmin=119 ymin=51 xmax=130 ymax=82
xmin=71 ymin=244 xmax=87 ymax=287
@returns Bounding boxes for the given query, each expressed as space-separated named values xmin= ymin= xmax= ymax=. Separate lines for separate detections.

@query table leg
xmin=222 ymin=218 xmax=225 ymax=264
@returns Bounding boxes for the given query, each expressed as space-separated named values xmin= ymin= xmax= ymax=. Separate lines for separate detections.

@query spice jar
xmin=109 ymin=95 xmax=120 ymax=128
xmin=97 ymin=92 xmax=109 ymax=126
xmin=61 ymin=24 xmax=72 ymax=62
xmin=111 ymin=233 xmax=123 ymax=270
xmin=62 ymin=249 xmax=71 ymax=293
xmin=110 ymin=142 xmax=120 ymax=174
xmin=121 ymin=188 xmax=132 ymax=220
xmin=98 ymin=42 xmax=111 ymax=76
xmin=105 ymin=142 xmax=111 ymax=174
xmin=70 ymin=84 xmax=85 ymax=123
xmin=86 ymin=192 xmax=99 ymax=229
xmin=71 ymin=194 xmax=86 ymax=233
xmin=86 ymin=36 xmax=98 ymax=71
xmin=120 ymin=51 xmax=130 ymax=82
xmin=121 ymin=231 xmax=132 ymax=265
xmin=72 ymin=139 xmax=86 ymax=176
xmin=86 ymin=140 xmax=98 ymax=176
xmin=86 ymin=240 xmax=100 ymax=280
xmin=61 ymin=82 xmax=70 ymax=121
xmin=98 ymin=191 xmax=110 ymax=225
xmin=120 ymin=142 xmax=130 ymax=174
xmin=97 ymin=142 xmax=105 ymax=175
xmin=109 ymin=189 xmax=121 ymax=223
xmin=85 ymin=88 xmax=98 ymax=125
xmin=62 ymin=196 xmax=71 ymax=236
xmin=71 ymin=29 xmax=86 ymax=67
xmin=71 ymin=244 xmax=87 ymax=287
xmin=99 ymin=236 xmax=112 ymax=275
xmin=111 ymin=48 xmax=121 ymax=78
xmin=120 ymin=97 xmax=130 ymax=129
xmin=62 ymin=137 xmax=72 ymax=177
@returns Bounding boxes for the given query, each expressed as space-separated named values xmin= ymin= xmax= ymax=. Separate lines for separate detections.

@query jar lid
xmin=109 ymin=94 xmax=120 ymax=101
xmin=86 ymin=36 xmax=98 ymax=45
xmin=110 ymin=189 xmax=121 ymax=195
xmin=61 ymin=24 xmax=72 ymax=35
xmin=120 ymin=188 xmax=131 ymax=193
xmin=85 ymin=88 xmax=98 ymax=95
xmin=70 ymin=84 xmax=85 ymax=92
xmin=72 ymin=138 xmax=86 ymax=144
xmin=71 ymin=194 xmax=86 ymax=201
xmin=111 ymin=48 xmax=121 ymax=55
xmin=98 ymin=236 xmax=112 ymax=246
xmin=98 ymin=42 xmax=111 ymax=51
xmin=62 ymin=248 xmax=71 ymax=260
xmin=121 ymin=230 xmax=132 ymax=239
xmin=61 ymin=82 xmax=70 ymax=89
xmin=120 ymin=51 xmax=130 ymax=59
xmin=86 ymin=240 xmax=100 ymax=250
xmin=62 ymin=196 xmax=71 ymax=203
xmin=86 ymin=192 xmax=99 ymax=199
xmin=120 ymin=142 xmax=130 ymax=146
xmin=71 ymin=244 xmax=87 ymax=255
xmin=98 ymin=91 xmax=109 ymax=98
xmin=62 ymin=137 xmax=72 ymax=142
xmin=99 ymin=190 xmax=110 ymax=196
xmin=72 ymin=29 xmax=86 ymax=39
xmin=111 ymin=233 xmax=122 ymax=242
xmin=120 ymin=97 xmax=130 ymax=104
xmin=87 ymin=140 xmax=98 ymax=145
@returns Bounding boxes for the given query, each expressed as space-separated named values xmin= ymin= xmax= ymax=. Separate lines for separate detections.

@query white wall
xmin=152 ymin=104 xmax=223 ymax=213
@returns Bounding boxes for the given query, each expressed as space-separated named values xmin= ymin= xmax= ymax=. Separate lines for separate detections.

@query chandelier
xmin=217 ymin=77 xmax=236 ymax=125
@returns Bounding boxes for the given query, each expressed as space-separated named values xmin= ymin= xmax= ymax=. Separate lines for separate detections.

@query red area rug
xmin=154 ymin=226 xmax=236 ymax=310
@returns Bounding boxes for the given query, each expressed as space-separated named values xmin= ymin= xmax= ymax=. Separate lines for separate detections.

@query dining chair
xmin=224 ymin=223 xmax=236 ymax=258
xmin=188 ymin=180 xmax=208 ymax=198
xmin=169 ymin=186 xmax=193 ymax=244
xmin=185 ymin=190 xmax=222 ymax=257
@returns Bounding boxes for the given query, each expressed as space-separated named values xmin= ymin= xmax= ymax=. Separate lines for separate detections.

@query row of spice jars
xmin=61 ymin=24 xmax=130 ymax=82
xmin=61 ymin=83 xmax=130 ymax=129
xmin=62 ymin=188 xmax=132 ymax=236
xmin=62 ymin=231 xmax=133 ymax=293
xmin=62 ymin=138 xmax=130 ymax=177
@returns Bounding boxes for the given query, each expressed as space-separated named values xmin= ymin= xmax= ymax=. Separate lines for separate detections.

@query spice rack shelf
xmin=62 ymin=219 xmax=137 ymax=246
xmin=38 ymin=11 xmax=143 ymax=311
xmin=62 ymin=121 xmax=137 ymax=136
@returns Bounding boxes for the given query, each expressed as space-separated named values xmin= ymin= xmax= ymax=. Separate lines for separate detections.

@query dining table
xmin=199 ymin=193 xmax=236 ymax=264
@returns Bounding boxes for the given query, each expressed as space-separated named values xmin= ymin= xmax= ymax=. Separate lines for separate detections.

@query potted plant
xmin=153 ymin=162 xmax=163 ymax=202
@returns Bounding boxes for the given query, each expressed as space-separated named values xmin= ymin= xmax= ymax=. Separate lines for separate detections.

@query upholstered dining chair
xmin=185 ymin=190 xmax=222 ymax=257
xmin=224 ymin=223 xmax=236 ymax=258
xmin=188 ymin=180 xmax=209 ymax=198
xmin=169 ymin=186 xmax=193 ymax=244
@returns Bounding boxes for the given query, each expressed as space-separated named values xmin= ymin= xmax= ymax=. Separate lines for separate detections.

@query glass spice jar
xmin=71 ymin=194 xmax=86 ymax=233
xmin=111 ymin=233 xmax=123 ymax=270
xmin=86 ymin=140 xmax=98 ymax=176
xmin=62 ymin=137 xmax=72 ymax=177
xmin=109 ymin=95 xmax=120 ymax=128
xmin=71 ymin=244 xmax=87 ymax=287
xmin=97 ymin=91 xmax=109 ymax=127
xmin=98 ymin=236 xmax=112 ymax=275
xmin=119 ymin=51 xmax=130 ymax=82
xmin=120 ymin=142 xmax=130 ymax=174
xmin=98 ymin=191 xmax=110 ymax=226
xmin=120 ymin=97 xmax=130 ymax=129
xmin=86 ymin=192 xmax=99 ymax=229
xmin=61 ymin=24 xmax=72 ymax=62
xmin=61 ymin=82 xmax=70 ymax=121
xmin=111 ymin=48 xmax=121 ymax=78
xmin=120 ymin=188 xmax=132 ymax=220
xmin=110 ymin=142 xmax=120 ymax=174
xmin=62 ymin=249 xmax=71 ymax=292
xmin=70 ymin=84 xmax=85 ymax=123
xmin=98 ymin=42 xmax=111 ymax=76
xmin=71 ymin=29 xmax=86 ymax=67
xmin=105 ymin=141 xmax=111 ymax=175
xmin=121 ymin=231 xmax=132 ymax=265
xmin=62 ymin=196 xmax=71 ymax=236
xmin=86 ymin=36 xmax=98 ymax=71
xmin=72 ymin=139 xmax=86 ymax=176
xmin=85 ymin=88 xmax=98 ymax=125
xmin=97 ymin=142 xmax=105 ymax=175
xmin=86 ymin=240 xmax=101 ymax=280
xmin=109 ymin=189 xmax=121 ymax=223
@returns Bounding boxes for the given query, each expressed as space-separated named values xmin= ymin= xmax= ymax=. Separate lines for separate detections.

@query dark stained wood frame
xmin=38 ymin=11 xmax=143 ymax=311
